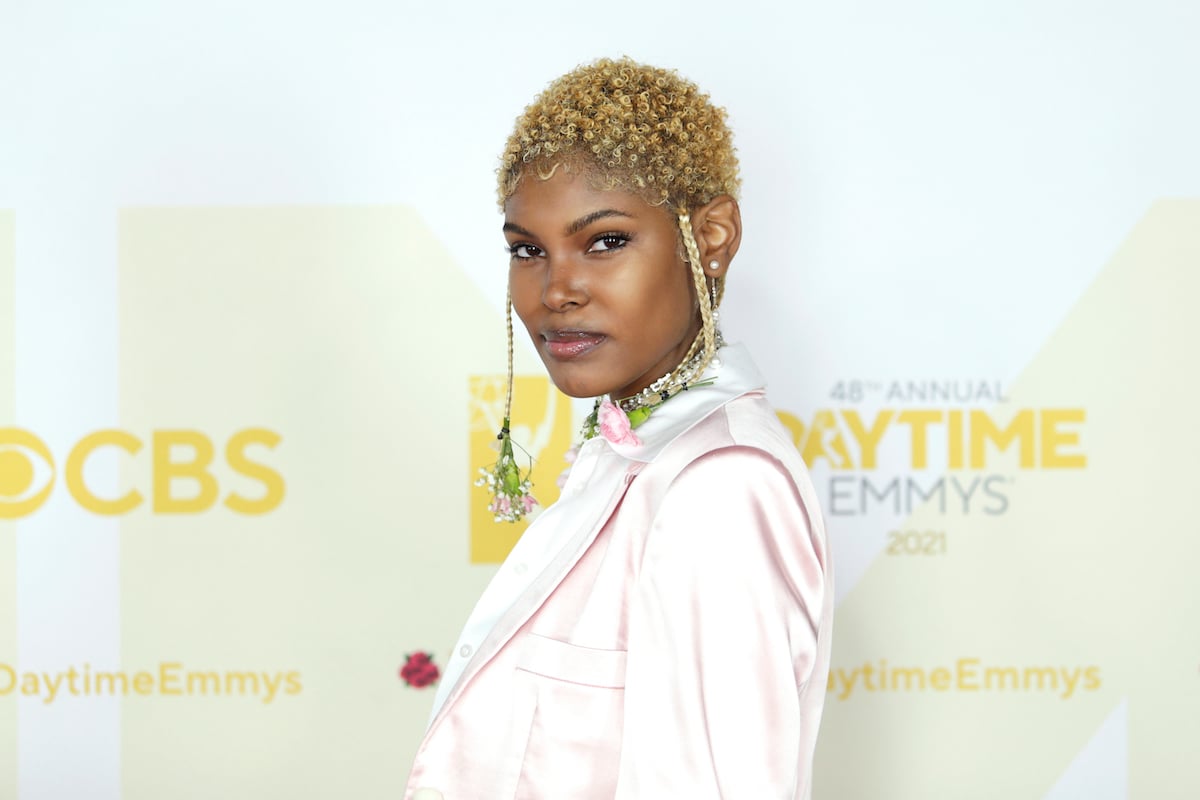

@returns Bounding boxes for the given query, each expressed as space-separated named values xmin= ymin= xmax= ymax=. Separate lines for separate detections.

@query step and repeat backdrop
xmin=1 ymin=1 xmax=1198 ymax=798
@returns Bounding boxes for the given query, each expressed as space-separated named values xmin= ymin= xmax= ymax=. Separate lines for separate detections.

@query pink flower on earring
xmin=597 ymin=400 xmax=642 ymax=447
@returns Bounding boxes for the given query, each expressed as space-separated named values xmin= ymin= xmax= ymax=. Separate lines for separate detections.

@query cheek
xmin=508 ymin=269 xmax=542 ymax=321
xmin=647 ymin=264 xmax=697 ymax=327
xmin=618 ymin=257 xmax=693 ymax=316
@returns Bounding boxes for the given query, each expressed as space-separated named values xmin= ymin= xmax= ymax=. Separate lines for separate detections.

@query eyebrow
xmin=565 ymin=208 xmax=634 ymax=236
xmin=502 ymin=208 xmax=635 ymax=239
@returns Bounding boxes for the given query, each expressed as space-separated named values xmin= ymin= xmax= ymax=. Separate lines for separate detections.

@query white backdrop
xmin=1 ymin=1 xmax=1198 ymax=798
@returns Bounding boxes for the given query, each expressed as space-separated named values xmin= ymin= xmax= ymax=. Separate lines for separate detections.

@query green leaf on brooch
xmin=627 ymin=406 xmax=653 ymax=429
xmin=501 ymin=462 xmax=521 ymax=493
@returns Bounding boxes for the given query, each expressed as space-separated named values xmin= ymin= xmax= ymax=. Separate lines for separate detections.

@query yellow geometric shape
xmin=0 ymin=448 xmax=33 ymax=497
xmin=468 ymin=374 xmax=574 ymax=563
xmin=0 ymin=429 xmax=56 ymax=518
xmin=116 ymin=206 xmax=538 ymax=799
xmin=0 ymin=210 xmax=15 ymax=800
xmin=814 ymin=200 xmax=1200 ymax=798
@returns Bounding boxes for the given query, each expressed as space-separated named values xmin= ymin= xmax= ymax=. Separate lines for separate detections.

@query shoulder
xmin=641 ymin=390 xmax=826 ymax=542
xmin=636 ymin=397 xmax=831 ymax=613
xmin=650 ymin=390 xmax=811 ymax=492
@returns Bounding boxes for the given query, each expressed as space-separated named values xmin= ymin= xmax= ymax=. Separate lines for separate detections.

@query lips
xmin=542 ymin=329 xmax=606 ymax=360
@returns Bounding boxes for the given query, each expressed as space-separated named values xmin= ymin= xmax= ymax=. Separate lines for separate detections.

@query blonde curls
xmin=498 ymin=57 xmax=741 ymax=212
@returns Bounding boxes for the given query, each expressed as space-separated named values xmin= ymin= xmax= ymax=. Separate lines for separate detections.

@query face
xmin=503 ymin=171 xmax=701 ymax=400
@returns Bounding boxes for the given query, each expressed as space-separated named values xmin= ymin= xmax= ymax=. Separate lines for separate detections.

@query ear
xmin=690 ymin=194 xmax=741 ymax=279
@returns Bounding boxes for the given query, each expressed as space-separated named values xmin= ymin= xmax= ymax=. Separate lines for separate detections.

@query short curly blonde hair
xmin=498 ymin=57 xmax=740 ymax=212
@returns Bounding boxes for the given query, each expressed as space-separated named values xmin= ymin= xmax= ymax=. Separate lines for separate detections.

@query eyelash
xmin=506 ymin=232 xmax=633 ymax=261
xmin=507 ymin=243 xmax=542 ymax=260
xmin=590 ymin=232 xmax=634 ymax=254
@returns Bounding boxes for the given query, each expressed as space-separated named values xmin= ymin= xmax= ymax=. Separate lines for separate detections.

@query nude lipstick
xmin=542 ymin=330 xmax=606 ymax=359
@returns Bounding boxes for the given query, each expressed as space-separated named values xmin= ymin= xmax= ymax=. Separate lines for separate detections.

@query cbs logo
xmin=0 ymin=428 xmax=284 ymax=519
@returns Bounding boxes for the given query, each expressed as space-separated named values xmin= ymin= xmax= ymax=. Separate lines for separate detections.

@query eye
xmin=588 ymin=233 xmax=631 ymax=253
xmin=508 ymin=243 xmax=543 ymax=260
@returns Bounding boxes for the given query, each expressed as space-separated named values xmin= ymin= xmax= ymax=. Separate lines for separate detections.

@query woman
xmin=407 ymin=57 xmax=832 ymax=799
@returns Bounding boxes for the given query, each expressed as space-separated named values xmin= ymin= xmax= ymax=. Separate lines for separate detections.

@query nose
xmin=541 ymin=256 xmax=587 ymax=312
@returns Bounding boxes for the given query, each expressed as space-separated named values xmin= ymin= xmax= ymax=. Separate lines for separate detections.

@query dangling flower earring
xmin=474 ymin=290 xmax=538 ymax=523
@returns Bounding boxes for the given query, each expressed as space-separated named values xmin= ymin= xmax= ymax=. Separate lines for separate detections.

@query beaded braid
xmin=678 ymin=212 xmax=720 ymax=348
xmin=503 ymin=289 xmax=515 ymax=426
xmin=667 ymin=214 xmax=721 ymax=379
xmin=679 ymin=212 xmax=726 ymax=311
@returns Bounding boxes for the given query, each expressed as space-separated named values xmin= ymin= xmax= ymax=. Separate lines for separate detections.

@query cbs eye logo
xmin=0 ymin=427 xmax=284 ymax=519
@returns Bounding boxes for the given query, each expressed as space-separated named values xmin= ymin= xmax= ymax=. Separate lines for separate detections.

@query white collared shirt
xmin=428 ymin=343 xmax=765 ymax=722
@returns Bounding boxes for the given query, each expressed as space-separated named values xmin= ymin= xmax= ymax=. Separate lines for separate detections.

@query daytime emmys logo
xmin=776 ymin=379 xmax=1087 ymax=517
xmin=0 ymin=427 xmax=284 ymax=518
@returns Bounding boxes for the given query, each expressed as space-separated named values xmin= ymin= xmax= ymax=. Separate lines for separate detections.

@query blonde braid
xmin=677 ymin=213 xmax=719 ymax=374
xmin=503 ymin=289 xmax=515 ymax=426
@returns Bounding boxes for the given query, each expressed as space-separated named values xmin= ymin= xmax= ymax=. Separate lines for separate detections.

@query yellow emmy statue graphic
xmin=468 ymin=375 xmax=573 ymax=564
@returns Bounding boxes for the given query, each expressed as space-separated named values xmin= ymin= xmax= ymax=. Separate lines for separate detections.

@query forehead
xmin=503 ymin=169 xmax=671 ymax=228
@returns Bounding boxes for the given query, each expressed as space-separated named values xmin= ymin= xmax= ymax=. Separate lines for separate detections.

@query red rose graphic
xmin=400 ymin=651 xmax=440 ymax=688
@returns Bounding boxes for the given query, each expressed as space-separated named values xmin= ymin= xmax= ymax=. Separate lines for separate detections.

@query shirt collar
xmin=602 ymin=342 xmax=765 ymax=463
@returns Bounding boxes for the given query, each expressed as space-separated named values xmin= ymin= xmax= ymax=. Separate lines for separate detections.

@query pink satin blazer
xmin=407 ymin=351 xmax=832 ymax=799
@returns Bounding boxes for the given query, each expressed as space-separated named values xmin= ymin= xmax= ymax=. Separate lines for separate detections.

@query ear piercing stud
xmin=708 ymin=260 xmax=720 ymax=271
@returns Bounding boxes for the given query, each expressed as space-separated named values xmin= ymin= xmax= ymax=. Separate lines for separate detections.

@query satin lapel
xmin=427 ymin=462 xmax=641 ymax=732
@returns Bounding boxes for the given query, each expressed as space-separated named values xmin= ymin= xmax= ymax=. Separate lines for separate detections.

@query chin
xmin=547 ymin=374 xmax=605 ymax=399
xmin=543 ymin=364 xmax=615 ymax=400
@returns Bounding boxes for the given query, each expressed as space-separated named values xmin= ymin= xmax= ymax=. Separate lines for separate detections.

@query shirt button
xmin=459 ymin=644 xmax=473 ymax=658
